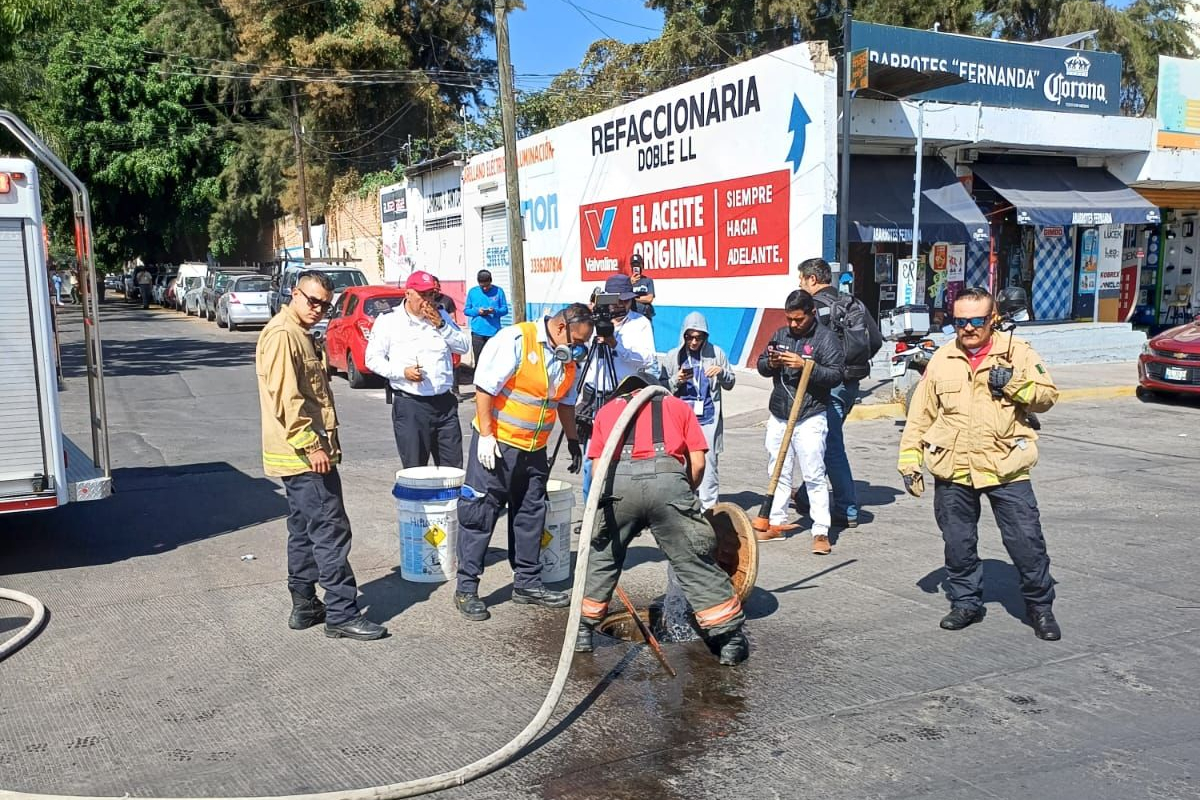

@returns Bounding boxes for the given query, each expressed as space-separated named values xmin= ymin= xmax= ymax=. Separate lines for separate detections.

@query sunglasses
xmin=295 ymin=285 xmax=332 ymax=312
xmin=952 ymin=315 xmax=991 ymax=329
xmin=684 ymin=333 xmax=706 ymax=341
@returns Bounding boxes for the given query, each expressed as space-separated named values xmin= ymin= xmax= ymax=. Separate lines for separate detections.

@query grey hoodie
xmin=659 ymin=311 xmax=736 ymax=454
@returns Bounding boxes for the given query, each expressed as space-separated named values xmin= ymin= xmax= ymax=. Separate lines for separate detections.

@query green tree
xmin=42 ymin=0 xmax=227 ymax=263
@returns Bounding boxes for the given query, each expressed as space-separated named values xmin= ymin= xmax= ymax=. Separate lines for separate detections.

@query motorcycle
xmin=891 ymin=335 xmax=938 ymax=411
xmin=880 ymin=304 xmax=937 ymax=411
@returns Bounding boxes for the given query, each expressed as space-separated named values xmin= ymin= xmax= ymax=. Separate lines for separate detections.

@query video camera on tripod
xmin=589 ymin=291 xmax=622 ymax=339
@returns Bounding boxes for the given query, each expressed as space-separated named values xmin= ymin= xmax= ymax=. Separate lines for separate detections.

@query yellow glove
xmin=901 ymin=471 xmax=925 ymax=498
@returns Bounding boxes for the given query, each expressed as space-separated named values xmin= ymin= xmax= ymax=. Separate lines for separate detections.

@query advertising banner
xmin=380 ymin=182 xmax=410 ymax=284
xmin=1156 ymin=55 xmax=1200 ymax=148
xmin=946 ymin=244 xmax=966 ymax=283
xmin=1097 ymin=224 xmax=1124 ymax=294
xmin=852 ymin=22 xmax=1122 ymax=115
xmin=578 ymin=170 xmax=790 ymax=279
xmin=461 ymin=43 xmax=837 ymax=334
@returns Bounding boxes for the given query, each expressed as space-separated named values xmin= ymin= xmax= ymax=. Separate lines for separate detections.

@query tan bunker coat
xmin=899 ymin=332 xmax=1058 ymax=488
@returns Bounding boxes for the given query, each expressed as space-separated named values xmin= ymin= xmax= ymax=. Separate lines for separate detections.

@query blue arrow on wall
xmin=786 ymin=94 xmax=810 ymax=173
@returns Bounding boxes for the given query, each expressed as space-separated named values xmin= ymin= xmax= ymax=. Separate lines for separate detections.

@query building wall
xmin=273 ymin=193 xmax=385 ymax=283
xmin=460 ymin=43 xmax=838 ymax=365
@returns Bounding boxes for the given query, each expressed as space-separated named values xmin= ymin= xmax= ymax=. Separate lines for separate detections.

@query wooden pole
xmin=494 ymin=0 xmax=526 ymax=321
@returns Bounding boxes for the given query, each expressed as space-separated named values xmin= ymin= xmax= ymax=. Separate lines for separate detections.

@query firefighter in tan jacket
xmin=898 ymin=287 xmax=1061 ymax=641
xmin=256 ymin=270 xmax=385 ymax=641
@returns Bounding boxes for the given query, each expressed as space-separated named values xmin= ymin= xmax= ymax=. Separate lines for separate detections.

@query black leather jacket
xmin=756 ymin=323 xmax=845 ymax=423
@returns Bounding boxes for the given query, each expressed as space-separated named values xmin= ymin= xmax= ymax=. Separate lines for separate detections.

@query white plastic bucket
xmin=539 ymin=480 xmax=576 ymax=584
xmin=393 ymin=467 xmax=465 ymax=583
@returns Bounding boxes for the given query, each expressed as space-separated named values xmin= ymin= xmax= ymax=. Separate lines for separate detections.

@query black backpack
xmin=818 ymin=293 xmax=880 ymax=380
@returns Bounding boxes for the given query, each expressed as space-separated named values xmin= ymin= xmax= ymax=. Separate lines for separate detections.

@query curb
xmin=728 ymin=385 xmax=1139 ymax=429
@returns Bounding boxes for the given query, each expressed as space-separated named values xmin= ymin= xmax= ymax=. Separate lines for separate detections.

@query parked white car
xmin=216 ymin=274 xmax=273 ymax=331
xmin=175 ymin=275 xmax=203 ymax=311
xmin=183 ymin=284 xmax=205 ymax=316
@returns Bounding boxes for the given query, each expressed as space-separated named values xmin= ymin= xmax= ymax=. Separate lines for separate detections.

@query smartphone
xmin=680 ymin=366 xmax=695 ymax=378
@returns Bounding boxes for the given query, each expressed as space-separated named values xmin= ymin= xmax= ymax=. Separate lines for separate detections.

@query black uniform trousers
xmin=471 ymin=333 xmax=492 ymax=365
xmin=281 ymin=468 xmax=360 ymax=624
xmin=391 ymin=390 xmax=463 ymax=470
xmin=933 ymin=478 xmax=1055 ymax=613
xmin=455 ymin=431 xmax=549 ymax=595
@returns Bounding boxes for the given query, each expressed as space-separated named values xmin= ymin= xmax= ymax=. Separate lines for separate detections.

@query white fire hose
xmin=0 ymin=385 xmax=667 ymax=800
xmin=0 ymin=589 xmax=48 ymax=662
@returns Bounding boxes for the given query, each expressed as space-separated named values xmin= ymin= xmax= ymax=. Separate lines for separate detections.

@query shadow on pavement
xmin=766 ymin=559 xmax=858 ymax=595
xmin=357 ymin=568 xmax=441 ymax=625
xmin=916 ymin=559 xmax=1033 ymax=625
xmin=0 ymin=463 xmax=289 ymax=574
xmin=59 ymin=336 xmax=256 ymax=379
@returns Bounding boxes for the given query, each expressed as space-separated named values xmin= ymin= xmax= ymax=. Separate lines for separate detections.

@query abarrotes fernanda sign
xmin=852 ymin=22 xmax=1122 ymax=116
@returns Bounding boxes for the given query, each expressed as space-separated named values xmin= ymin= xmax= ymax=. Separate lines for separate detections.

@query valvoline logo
xmin=582 ymin=206 xmax=617 ymax=251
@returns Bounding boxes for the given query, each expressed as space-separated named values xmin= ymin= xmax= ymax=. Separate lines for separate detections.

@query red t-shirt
xmin=965 ymin=339 xmax=993 ymax=371
xmin=587 ymin=393 xmax=709 ymax=465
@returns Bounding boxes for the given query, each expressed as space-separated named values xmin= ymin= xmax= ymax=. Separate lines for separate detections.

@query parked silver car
xmin=216 ymin=275 xmax=273 ymax=331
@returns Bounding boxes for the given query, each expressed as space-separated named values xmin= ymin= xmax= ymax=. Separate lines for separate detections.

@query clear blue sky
xmin=486 ymin=0 xmax=664 ymax=82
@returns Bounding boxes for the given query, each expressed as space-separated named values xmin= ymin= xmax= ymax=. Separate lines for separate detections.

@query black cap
xmin=604 ymin=274 xmax=637 ymax=300
xmin=630 ymin=253 xmax=644 ymax=270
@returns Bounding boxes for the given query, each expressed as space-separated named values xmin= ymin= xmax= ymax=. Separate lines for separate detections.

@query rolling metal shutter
xmin=481 ymin=205 xmax=515 ymax=326
xmin=0 ymin=219 xmax=49 ymax=493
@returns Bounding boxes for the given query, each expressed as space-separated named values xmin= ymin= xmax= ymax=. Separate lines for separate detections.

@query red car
xmin=1138 ymin=314 xmax=1200 ymax=398
xmin=323 ymin=286 xmax=407 ymax=388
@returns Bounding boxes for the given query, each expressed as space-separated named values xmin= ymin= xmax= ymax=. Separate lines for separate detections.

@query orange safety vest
xmin=485 ymin=321 xmax=576 ymax=452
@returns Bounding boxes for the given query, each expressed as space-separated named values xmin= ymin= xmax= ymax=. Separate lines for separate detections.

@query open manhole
xmin=597 ymin=605 xmax=703 ymax=644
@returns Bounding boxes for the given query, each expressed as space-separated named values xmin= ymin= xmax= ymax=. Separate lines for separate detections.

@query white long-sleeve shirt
xmin=473 ymin=319 xmax=579 ymax=407
xmin=583 ymin=310 xmax=658 ymax=392
xmin=364 ymin=301 xmax=469 ymax=396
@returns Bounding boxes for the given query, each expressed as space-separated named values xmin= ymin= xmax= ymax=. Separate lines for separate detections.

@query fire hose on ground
xmin=0 ymin=385 xmax=668 ymax=800
xmin=0 ymin=588 xmax=48 ymax=662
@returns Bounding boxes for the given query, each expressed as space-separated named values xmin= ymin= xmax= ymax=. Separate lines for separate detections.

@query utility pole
xmin=837 ymin=9 xmax=853 ymax=278
xmin=290 ymin=87 xmax=313 ymax=260
xmin=494 ymin=0 xmax=526 ymax=321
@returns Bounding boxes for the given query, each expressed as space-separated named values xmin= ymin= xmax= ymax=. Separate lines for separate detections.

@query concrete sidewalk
xmin=720 ymin=360 xmax=1139 ymax=428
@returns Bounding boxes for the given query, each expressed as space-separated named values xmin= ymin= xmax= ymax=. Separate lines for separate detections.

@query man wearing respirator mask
xmin=453 ymin=304 xmax=595 ymax=622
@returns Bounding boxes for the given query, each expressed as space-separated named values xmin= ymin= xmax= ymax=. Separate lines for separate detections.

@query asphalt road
xmin=2 ymin=299 xmax=1200 ymax=800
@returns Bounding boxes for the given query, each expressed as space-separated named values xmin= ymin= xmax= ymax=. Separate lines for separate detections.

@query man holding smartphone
xmin=464 ymin=269 xmax=509 ymax=363
xmin=756 ymin=290 xmax=844 ymax=552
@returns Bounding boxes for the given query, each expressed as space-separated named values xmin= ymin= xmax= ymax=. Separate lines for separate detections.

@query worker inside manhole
xmin=575 ymin=374 xmax=758 ymax=666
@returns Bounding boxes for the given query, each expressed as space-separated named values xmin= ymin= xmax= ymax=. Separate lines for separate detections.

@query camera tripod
xmin=548 ymin=337 xmax=618 ymax=468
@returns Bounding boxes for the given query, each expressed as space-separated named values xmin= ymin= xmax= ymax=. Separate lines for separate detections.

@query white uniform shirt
xmin=474 ymin=318 xmax=579 ymax=407
xmin=365 ymin=301 xmax=469 ymax=396
xmin=583 ymin=309 xmax=657 ymax=392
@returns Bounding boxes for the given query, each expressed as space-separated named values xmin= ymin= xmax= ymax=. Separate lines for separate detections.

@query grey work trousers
xmin=583 ymin=458 xmax=743 ymax=636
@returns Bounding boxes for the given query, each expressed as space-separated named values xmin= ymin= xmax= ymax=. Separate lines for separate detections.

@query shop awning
xmin=971 ymin=163 xmax=1161 ymax=227
xmin=849 ymin=155 xmax=988 ymax=244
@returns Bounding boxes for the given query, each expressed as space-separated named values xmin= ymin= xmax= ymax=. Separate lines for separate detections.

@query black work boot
xmin=324 ymin=614 xmax=387 ymax=641
xmin=512 ymin=586 xmax=570 ymax=608
xmin=1028 ymin=607 xmax=1061 ymax=641
xmin=574 ymin=621 xmax=596 ymax=653
xmin=708 ymin=627 xmax=750 ymax=666
xmin=940 ymin=606 xmax=985 ymax=631
xmin=454 ymin=592 xmax=491 ymax=621
xmin=288 ymin=591 xmax=325 ymax=630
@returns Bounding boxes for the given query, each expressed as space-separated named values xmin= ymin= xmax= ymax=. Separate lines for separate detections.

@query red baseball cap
xmin=405 ymin=270 xmax=438 ymax=292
